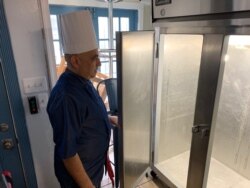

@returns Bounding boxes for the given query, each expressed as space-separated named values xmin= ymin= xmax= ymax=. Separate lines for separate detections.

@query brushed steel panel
xmin=207 ymin=35 xmax=250 ymax=187
xmin=118 ymin=31 xmax=154 ymax=188
xmin=153 ymin=0 xmax=250 ymax=19
xmin=187 ymin=35 xmax=224 ymax=188
xmin=154 ymin=34 xmax=203 ymax=187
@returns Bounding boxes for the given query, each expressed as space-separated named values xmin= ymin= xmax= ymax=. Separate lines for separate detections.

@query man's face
xmin=76 ymin=49 xmax=101 ymax=79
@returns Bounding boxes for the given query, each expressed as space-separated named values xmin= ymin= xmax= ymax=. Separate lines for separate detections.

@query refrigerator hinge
xmin=156 ymin=42 xmax=159 ymax=59
xmin=151 ymin=150 xmax=154 ymax=164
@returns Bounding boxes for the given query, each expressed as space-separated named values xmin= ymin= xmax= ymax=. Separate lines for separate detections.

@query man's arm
xmin=63 ymin=154 xmax=95 ymax=188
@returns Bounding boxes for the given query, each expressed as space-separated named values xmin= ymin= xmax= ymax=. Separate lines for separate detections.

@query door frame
xmin=0 ymin=1 xmax=37 ymax=187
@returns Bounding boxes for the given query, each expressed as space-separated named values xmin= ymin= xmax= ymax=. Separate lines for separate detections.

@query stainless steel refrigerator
xmin=116 ymin=1 xmax=250 ymax=187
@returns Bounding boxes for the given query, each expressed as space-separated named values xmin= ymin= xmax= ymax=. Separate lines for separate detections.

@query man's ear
xmin=70 ymin=55 xmax=79 ymax=69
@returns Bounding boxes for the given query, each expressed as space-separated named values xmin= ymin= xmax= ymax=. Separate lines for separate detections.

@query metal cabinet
xmin=117 ymin=2 xmax=250 ymax=187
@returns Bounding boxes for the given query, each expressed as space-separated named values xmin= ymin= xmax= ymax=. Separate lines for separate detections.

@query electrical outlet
xmin=23 ymin=76 xmax=48 ymax=94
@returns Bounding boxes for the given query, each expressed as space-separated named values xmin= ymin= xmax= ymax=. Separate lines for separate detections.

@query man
xmin=47 ymin=10 xmax=117 ymax=188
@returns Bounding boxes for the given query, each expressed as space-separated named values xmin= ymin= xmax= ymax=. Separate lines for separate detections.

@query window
xmin=98 ymin=17 xmax=109 ymax=49
xmin=98 ymin=16 xmax=129 ymax=77
xmin=98 ymin=16 xmax=130 ymax=50
xmin=50 ymin=15 xmax=62 ymax=65
xmin=121 ymin=17 xmax=129 ymax=31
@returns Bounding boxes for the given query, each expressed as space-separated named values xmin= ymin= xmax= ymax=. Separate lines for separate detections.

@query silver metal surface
xmin=205 ymin=35 xmax=250 ymax=187
xmin=150 ymin=27 xmax=160 ymax=168
xmin=116 ymin=3 xmax=250 ymax=187
xmin=117 ymin=31 xmax=154 ymax=188
xmin=192 ymin=124 xmax=210 ymax=139
xmin=154 ymin=18 xmax=250 ymax=29
xmin=150 ymin=19 xmax=250 ymax=188
xmin=187 ymin=35 xmax=224 ymax=188
xmin=149 ymin=24 xmax=250 ymax=188
xmin=153 ymin=34 xmax=203 ymax=188
xmin=153 ymin=0 xmax=250 ymax=19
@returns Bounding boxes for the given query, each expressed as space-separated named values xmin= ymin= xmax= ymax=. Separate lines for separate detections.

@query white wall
xmin=3 ymin=0 xmax=59 ymax=187
xmin=49 ymin=0 xmax=145 ymax=9
xmin=141 ymin=4 xmax=153 ymax=30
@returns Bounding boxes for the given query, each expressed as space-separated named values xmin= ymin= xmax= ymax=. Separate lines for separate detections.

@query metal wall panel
xmin=153 ymin=0 xmax=250 ymax=19
xmin=151 ymin=23 xmax=250 ymax=188
xmin=187 ymin=35 xmax=224 ymax=188
xmin=153 ymin=34 xmax=203 ymax=188
xmin=205 ymin=35 xmax=250 ymax=187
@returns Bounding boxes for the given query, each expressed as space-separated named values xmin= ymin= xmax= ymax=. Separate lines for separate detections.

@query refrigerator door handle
xmin=192 ymin=124 xmax=210 ymax=138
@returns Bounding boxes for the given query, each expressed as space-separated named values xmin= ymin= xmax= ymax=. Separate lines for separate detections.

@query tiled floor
xmin=156 ymin=151 xmax=250 ymax=188
xmin=101 ymin=174 xmax=165 ymax=188
xmin=136 ymin=176 xmax=167 ymax=188
xmin=101 ymin=132 xmax=250 ymax=188
xmin=136 ymin=180 xmax=161 ymax=188
xmin=101 ymin=158 xmax=166 ymax=188
xmin=101 ymin=130 xmax=166 ymax=188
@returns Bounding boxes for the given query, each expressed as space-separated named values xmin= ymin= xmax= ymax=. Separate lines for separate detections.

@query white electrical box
xmin=22 ymin=76 xmax=48 ymax=94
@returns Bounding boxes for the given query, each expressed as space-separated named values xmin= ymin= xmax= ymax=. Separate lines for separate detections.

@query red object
xmin=2 ymin=170 xmax=13 ymax=188
xmin=105 ymin=154 xmax=114 ymax=187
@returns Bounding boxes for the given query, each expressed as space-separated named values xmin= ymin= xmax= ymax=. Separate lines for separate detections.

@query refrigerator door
xmin=204 ymin=35 xmax=250 ymax=188
xmin=153 ymin=34 xmax=204 ymax=188
xmin=116 ymin=31 xmax=155 ymax=188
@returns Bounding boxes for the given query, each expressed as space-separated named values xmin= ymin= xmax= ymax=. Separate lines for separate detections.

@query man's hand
xmin=108 ymin=115 xmax=118 ymax=127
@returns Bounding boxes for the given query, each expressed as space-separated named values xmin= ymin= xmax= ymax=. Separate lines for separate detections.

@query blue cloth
xmin=47 ymin=70 xmax=111 ymax=187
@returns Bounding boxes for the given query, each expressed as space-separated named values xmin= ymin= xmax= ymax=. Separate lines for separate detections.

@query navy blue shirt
xmin=47 ymin=70 xmax=111 ymax=187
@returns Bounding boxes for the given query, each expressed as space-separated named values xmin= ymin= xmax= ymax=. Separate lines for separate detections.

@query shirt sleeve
xmin=50 ymin=95 xmax=84 ymax=159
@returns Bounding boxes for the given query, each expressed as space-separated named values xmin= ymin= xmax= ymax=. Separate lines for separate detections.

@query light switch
xmin=23 ymin=76 xmax=48 ymax=94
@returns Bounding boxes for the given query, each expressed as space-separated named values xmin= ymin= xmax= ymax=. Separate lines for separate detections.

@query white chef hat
xmin=59 ymin=10 xmax=98 ymax=54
